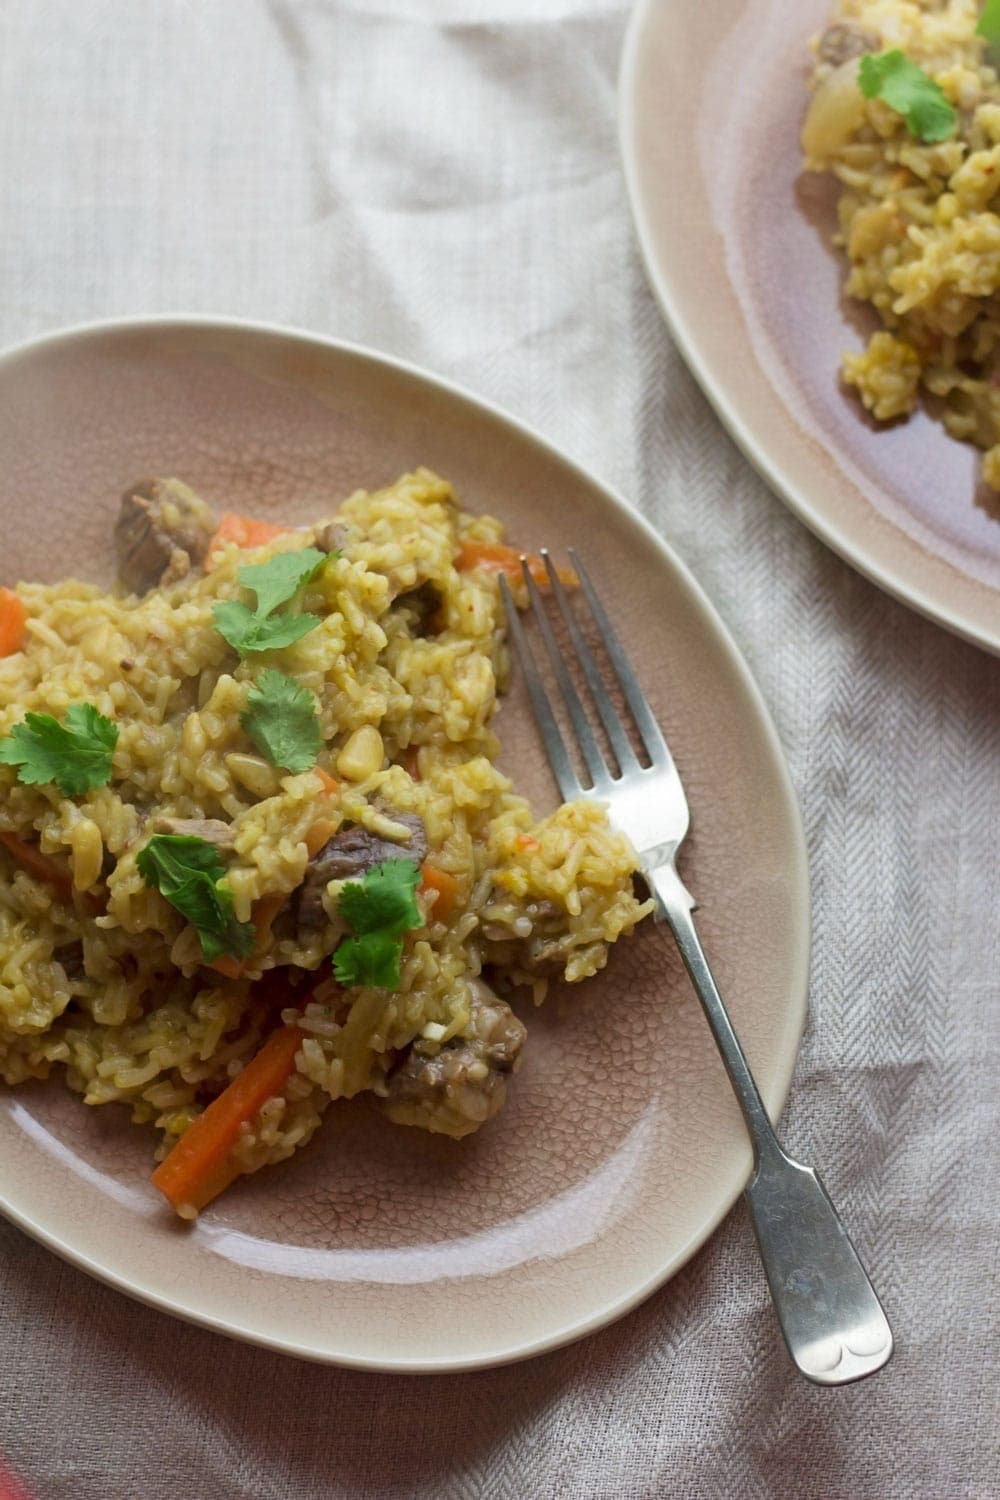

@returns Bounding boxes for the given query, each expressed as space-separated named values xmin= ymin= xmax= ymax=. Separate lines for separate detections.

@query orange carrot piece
xmin=151 ymin=1023 xmax=305 ymax=1214
xmin=168 ymin=1152 xmax=244 ymax=1215
xmin=455 ymin=541 xmax=577 ymax=590
xmin=252 ymin=890 xmax=287 ymax=940
xmin=209 ymin=891 xmax=289 ymax=979
xmin=205 ymin=512 xmax=291 ymax=568
xmin=0 ymin=832 xmax=73 ymax=897
xmin=0 ymin=588 xmax=27 ymax=657
xmin=419 ymin=862 xmax=459 ymax=918
xmin=514 ymin=833 xmax=540 ymax=852
xmin=209 ymin=954 xmax=244 ymax=981
xmin=302 ymin=773 xmax=340 ymax=857
xmin=305 ymin=816 xmax=339 ymax=859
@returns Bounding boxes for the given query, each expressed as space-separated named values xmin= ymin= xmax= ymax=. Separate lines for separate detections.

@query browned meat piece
xmin=149 ymin=816 xmax=235 ymax=849
xmin=382 ymin=978 xmax=527 ymax=1137
xmin=393 ymin=581 xmax=442 ymax=635
xmin=296 ymin=812 xmax=429 ymax=931
xmin=817 ymin=22 xmax=878 ymax=67
xmin=519 ymin=934 xmax=570 ymax=975
xmin=312 ymin=520 xmax=348 ymax=554
xmin=480 ymin=897 xmax=570 ymax=974
xmin=54 ymin=939 xmax=86 ymax=981
xmin=115 ymin=478 xmax=216 ymax=595
xmin=481 ymin=898 xmax=561 ymax=941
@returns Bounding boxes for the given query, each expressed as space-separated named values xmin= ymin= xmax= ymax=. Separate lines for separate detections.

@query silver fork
xmin=500 ymin=552 xmax=894 ymax=1386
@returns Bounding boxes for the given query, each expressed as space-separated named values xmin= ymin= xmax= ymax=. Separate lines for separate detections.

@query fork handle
xmin=649 ymin=863 xmax=777 ymax=1146
xmin=649 ymin=863 xmax=893 ymax=1386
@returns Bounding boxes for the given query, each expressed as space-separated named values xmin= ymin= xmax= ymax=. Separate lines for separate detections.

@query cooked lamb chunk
xmin=382 ymin=978 xmax=527 ymax=1137
xmin=392 ymin=581 xmax=442 ymax=635
xmin=311 ymin=520 xmax=348 ymax=554
xmin=817 ymin=22 xmax=878 ymax=67
xmin=115 ymin=478 xmax=215 ymax=594
xmin=295 ymin=813 xmax=429 ymax=931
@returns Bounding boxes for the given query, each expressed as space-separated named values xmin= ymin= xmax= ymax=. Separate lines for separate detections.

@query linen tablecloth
xmin=0 ymin=3 xmax=997 ymax=1496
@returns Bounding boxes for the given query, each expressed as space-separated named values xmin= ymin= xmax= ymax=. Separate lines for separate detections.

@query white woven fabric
xmin=1 ymin=3 xmax=997 ymax=1496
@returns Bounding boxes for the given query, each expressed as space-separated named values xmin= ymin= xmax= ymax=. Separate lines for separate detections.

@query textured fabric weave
xmin=0 ymin=3 xmax=997 ymax=1497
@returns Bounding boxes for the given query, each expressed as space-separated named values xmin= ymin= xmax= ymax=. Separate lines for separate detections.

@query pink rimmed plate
xmin=620 ymin=0 xmax=1000 ymax=654
xmin=0 ymin=317 xmax=808 ymax=1368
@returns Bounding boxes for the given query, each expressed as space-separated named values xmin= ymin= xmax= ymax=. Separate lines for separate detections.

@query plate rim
xmin=0 ymin=312 xmax=810 ymax=1370
xmin=618 ymin=0 xmax=1000 ymax=659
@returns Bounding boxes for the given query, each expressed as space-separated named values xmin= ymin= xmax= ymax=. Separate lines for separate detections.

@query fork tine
xmin=520 ymin=559 xmax=612 ymax=790
xmin=542 ymin=551 xmax=640 ymax=775
xmin=498 ymin=574 xmax=583 ymax=801
xmin=567 ymin=549 xmax=671 ymax=766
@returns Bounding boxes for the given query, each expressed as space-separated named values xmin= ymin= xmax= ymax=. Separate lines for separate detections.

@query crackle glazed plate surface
xmin=0 ymin=317 xmax=808 ymax=1369
xmin=620 ymin=0 xmax=1000 ymax=655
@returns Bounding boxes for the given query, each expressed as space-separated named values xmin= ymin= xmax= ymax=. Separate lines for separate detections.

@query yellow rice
xmin=803 ymin=0 xmax=1000 ymax=487
xmin=0 ymin=468 xmax=651 ymax=1213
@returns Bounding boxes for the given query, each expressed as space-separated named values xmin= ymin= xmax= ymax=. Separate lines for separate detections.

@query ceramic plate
xmin=620 ymin=0 xmax=1000 ymax=654
xmin=0 ymin=317 xmax=808 ymax=1369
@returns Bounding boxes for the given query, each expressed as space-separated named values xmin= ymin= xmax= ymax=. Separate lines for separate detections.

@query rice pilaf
xmin=0 ymin=469 xmax=651 ymax=1217
xmin=803 ymin=0 xmax=1000 ymax=488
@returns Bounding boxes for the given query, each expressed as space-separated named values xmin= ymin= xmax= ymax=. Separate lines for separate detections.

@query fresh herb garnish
xmin=241 ymin=668 xmax=323 ymax=774
xmin=136 ymin=833 xmax=255 ymax=963
xmin=213 ymin=603 xmax=319 ymax=655
xmin=0 ymin=703 xmax=118 ymax=796
xmin=332 ymin=858 xmax=422 ymax=989
xmin=237 ymin=550 xmax=330 ymax=617
xmin=978 ymin=0 xmax=1000 ymax=45
xmin=212 ymin=546 xmax=331 ymax=656
xmin=858 ymin=51 xmax=956 ymax=144
xmin=338 ymin=858 xmax=422 ymax=937
xmin=334 ymin=929 xmax=410 ymax=989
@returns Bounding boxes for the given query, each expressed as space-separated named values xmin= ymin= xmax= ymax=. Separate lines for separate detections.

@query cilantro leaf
xmin=237 ymin=548 xmax=328 ymax=618
xmin=0 ymin=702 xmax=118 ymax=796
xmin=978 ymin=0 xmax=1000 ymax=44
xmin=333 ymin=931 xmax=404 ymax=988
xmin=338 ymin=858 xmax=421 ymax=936
xmin=211 ymin=600 xmax=259 ymax=653
xmin=137 ymin=833 xmax=224 ymax=884
xmin=242 ymin=613 xmax=322 ymax=651
xmin=858 ymin=51 xmax=956 ymax=143
xmin=136 ymin=833 xmax=255 ymax=963
xmin=241 ymin=668 xmax=322 ymax=773
xmin=332 ymin=858 xmax=423 ymax=989
xmin=212 ymin=547 xmax=331 ymax=657
xmin=212 ymin=600 xmax=321 ymax=655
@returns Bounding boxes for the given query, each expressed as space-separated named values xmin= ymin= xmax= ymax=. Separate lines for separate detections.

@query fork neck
xmin=648 ymin=862 xmax=783 ymax=1166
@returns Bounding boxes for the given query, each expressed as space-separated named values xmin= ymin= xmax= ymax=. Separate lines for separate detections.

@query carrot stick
xmin=455 ymin=541 xmax=578 ymax=589
xmin=209 ymin=953 xmax=245 ymax=982
xmin=0 ymin=832 xmax=73 ymax=897
xmin=302 ymin=773 xmax=340 ymax=858
xmin=151 ymin=1023 xmax=305 ymax=1215
xmin=251 ymin=890 xmax=287 ymax=942
xmin=0 ymin=589 xmax=27 ymax=657
xmin=209 ymin=889 xmax=290 ymax=979
xmin=419 ymin=862 xmax=459 ymax=918
xmin=205 ymin=513 xmax=291 ymax=568
xmin=305 ymin=816 xmax=339 ymax=859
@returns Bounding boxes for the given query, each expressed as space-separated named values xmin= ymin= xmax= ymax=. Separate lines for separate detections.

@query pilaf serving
xmin=802 ymin=0 xmax=1000 ymax=489
xmin=0 ymin=471 xmax=651 ymax=1218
